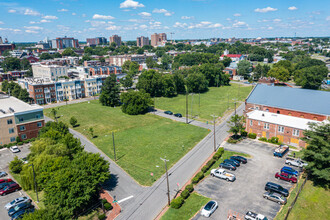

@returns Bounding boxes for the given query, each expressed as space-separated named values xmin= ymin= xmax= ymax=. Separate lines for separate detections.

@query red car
xmin=0 ymin=183 xmax=21 ymax=196
xmin=275 ymin=172 xmax=297 ymax=183
xmin=0 ymin=179 xmax=13 ymax=184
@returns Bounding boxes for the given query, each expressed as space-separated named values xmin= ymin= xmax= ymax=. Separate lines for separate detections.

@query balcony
xmin=44 ymin=88 xmax=50 ymax=93
xmin=45 ymin=94 xmax=50 ymax=98
xmin=57 ymin=87 xmax=63 ymax=91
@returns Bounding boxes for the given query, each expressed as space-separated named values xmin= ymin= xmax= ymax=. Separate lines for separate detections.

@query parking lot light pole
xmin=29 ymin=163 xmax=39 ymax=203
xmin=160 ymin=157 xmax=170 ymax=206
xmin=112 ymin=132 xmax=116 ymax=162
xmin=211 ymin=115 xmax=218 ymax=152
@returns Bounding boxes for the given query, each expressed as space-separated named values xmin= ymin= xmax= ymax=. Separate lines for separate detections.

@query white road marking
xmin=117 ymin=195 xmax=134 ymax=204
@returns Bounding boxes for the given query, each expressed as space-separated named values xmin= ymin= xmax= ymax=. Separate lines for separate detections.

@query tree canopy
xmin=121 ymin=90 xmax=152 ymax=115
xmin=99 ymin=74 xmax=121 ymax=107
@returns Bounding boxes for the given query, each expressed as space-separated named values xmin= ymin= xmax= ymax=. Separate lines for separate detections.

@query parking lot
xmin=193 ymin=139 xmax=296 ymax=220
xmin=0 ymin=144 xmax=31 ymax=220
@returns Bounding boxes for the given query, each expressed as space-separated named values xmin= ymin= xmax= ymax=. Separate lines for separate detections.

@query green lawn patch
xmin=155 ymin=83 xmax=253 ymax=122
xmin=161 ymin=193 xmax=210 ymax=220
xmin=44 ymin=101 xmax=209 ymax=186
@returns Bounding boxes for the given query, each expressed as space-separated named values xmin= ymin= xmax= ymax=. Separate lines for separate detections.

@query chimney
xmin=0 ymin=37 xmax=3 ymax=44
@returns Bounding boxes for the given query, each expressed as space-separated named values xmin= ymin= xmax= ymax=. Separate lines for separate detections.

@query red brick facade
xmin=16 ymin=120 xmax=44 ymax=141
xmin=28 ymin=84 xmax=56 ymax=104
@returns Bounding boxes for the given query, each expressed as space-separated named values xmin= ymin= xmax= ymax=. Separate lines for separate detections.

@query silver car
xmin=263 ymin=192 xmax=287 ymax=205
xmin=10 ymin=146 xmax=20 ymax=153
xmin=0 ymin=171 xmax=7 ymax=177
xmin=4 ymin=197 xmax=31 ymax=210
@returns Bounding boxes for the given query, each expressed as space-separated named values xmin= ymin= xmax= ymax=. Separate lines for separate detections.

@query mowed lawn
xmin=155 ymin=83 xmax=253 ymax=122
xmin=44 ymin=101 xmax=209 ymax=186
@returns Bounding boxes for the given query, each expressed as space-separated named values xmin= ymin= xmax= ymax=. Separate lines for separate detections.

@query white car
xmin=245 ymin=211 xmax=268 ymax=220
xmin=10 ymin=146 xmax=20 ymax=153
xmin=0 ymin=171 xmax=7 ymax=177
xmin=210 ymin=168 xmax=236 ymax=181
xmin=201 ymin=200 xmax=218 ymax=217
xmin=4 ymin=196 xmax=31 ymax=210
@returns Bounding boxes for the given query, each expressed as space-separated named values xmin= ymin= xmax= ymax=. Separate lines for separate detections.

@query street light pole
xmin=160 ymin=157 xmax=170 ymax=206
xmin=211 ymin=115 xmax=217 ymax=152
xmin=112 ymin=132 xmax=116 ymax=161
xmin=186 ymin=88 xmax=188 ymax=124
xmin=29 ymin=163 xmax=39 ymax=203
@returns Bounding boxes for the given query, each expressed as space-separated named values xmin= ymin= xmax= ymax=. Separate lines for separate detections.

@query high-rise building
xmin=51 ymin=37 xmax=79 ymax=49
xmin=32 ymin=63 xmax=68 ymax=81
xmin=109 ymin=35 xmax=121 ymax=47
xmin=86 ymin=37 xmax=107 ymax=46
xmin=151 ymin=33 xmax=167 ymax=47
xmin=137 ymin=36 xmax=150 ymax=47
xmin=0 ymin=36 xmax=15 ymax=55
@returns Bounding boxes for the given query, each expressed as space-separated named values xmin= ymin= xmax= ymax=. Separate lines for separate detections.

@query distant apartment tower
xmin=51 ymin=37 xmax=79 ymax=49
xmin=109 ymin=35 xmax=121 ymax=47
xmin=151 ymin=33 xmax=167 ymax=47
xmin=32 ymin=63 xmax=68 ymax=81
xmin=86 ymin=37 xmax=107 ymax=46
xmin=0 ymin=36 xmax=15 ymax=55
xmin=137 ymin=36 xmax=150 ymax=47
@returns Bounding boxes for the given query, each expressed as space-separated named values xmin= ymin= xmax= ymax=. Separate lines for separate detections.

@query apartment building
xmin=0 ymin=95 xmax=44 ymax=145
xmin=151 ymin=33 xmax=167 ymax=47
xmin=109 ymin=35 xmax=121 ymax=47
xmin=107 ymin=54 xmax=157 ymax=66
xmin=0 ymin=36 xmax=15 ymax=55
xmin=137 ymin=36 xmax=150 ymax=47
xmin=86 ymin=37 xmax=107 ymax=46
xmin=51 ymin=37 xmax=79 ymax=49
xmin=89 ymin=66 xmax=122 ymax=76
xmin=32 ymin=63 xmax=68 ymax=81
xmin=18 ymin=78 xmax=56 ymax=104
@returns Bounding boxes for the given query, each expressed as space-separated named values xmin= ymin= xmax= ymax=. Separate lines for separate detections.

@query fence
xmin=283 ymin=175 xmax=308 ymax=220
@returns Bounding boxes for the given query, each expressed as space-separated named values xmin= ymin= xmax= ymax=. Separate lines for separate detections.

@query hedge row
xmin=248 ymin=133 xmax=257 ymax=139
xmin=259 ymin=137 xmax=282 ymax=145
xmin=0 ymin=138 xmax=36 ymax=149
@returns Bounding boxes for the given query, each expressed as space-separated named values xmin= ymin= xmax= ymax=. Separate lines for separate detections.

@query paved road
xmin=43 ymin=96 xmax=99 ymax=109
xmin=193 ymin=139 xmax=295 ymax=220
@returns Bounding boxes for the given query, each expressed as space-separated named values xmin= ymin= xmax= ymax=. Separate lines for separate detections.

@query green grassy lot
xmin=161 ymin=193 xmax=210 ymax=220
xmin=275 ymin=179 xmax=330 ymax=220
xmin=155 ymin=84 xmax=253 ymax=122
xmin=44 ymin=101 xmax=209 ymax=186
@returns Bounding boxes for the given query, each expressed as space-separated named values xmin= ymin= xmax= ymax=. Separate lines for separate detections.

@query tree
xmin=268 ymin=66 xmax=290 ymax=82
xmin=50 ymin=108 xmax=58 ymax=122
xmin=53 ymin=52 xmax=62 ymax=58
xmin=186 ymin=72 xmax=208 ymax=93
xmin=120 ymin=76 xmax=133 ymax=89
xmin=69 ymin=116 xmax=78 ymax=127
xmin=99 ymin=74 xmax=120 ymax=107
xmin=128 ymin=61 xmax=140 ymax=76
xmin=173 ymin=73 xmax=186 ymax=94
xmin=88 ymin=127 xmax=94 ymax=138
xmin=146 ymin=57 xmax=157 ymax=69
xmin=253 ymin=64 xmax=270 ymax=80
xmin=121 ymin=91 xmax=152 ymax=115
xmin=18 ymin=89 xmax=30 ymax=103
xmin=273 ymin=60 xmax=294 ymax=75
xmin=99 ymin=57 xmax=105 ymax=63
xmin=237 ymin=60 xmax=252 ymax=79
xmin=20 ymin=58 xmax=31 ymax=70
xmin=302 ymin=122 xmax=330 ymax=187
xmin=222 ymin=56 xmax=232 ymax=67
xmin=161 ymin=74 xmax=177 ymax=97
xmin=227 ymin=114 xmax=245 ymax=139
xmin=136 ymin=70 xmax=163 ymax=97
xmin=9 ymin=156 xmax=24 ymax=174
xmin=62 ymin=48 xmax=77 ymax=57
xmin=40 ymin=53 xmax=53 ymax=60
xmin=1 ymin=57 xmax=21 ymax=71
xmin=12 ymin=84 xmax=21 ymax=97
xmin=137 ymin=48 xmax=144 ymax=54
xmin=294 ymin=65 xmax=328 ymax=90
xmin=161 ymin=54 xmax=172 ymax=70
xmin=1 ymin=80 xmax=9 ymax=92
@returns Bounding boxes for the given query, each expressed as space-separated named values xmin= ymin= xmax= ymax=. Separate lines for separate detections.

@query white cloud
xmin=326 ymin=16 xmax=330 ymax=21
xmin=153 ymin=8 xmax=174 ymax=16
xmin=72 ymin=13 xmax=76 ymax=16
xmin=24 ymin=9 xmax=40 ymax=16
xmin=58 ymin=9 xmax=68 ymax=12
xmin=181 ymin=16 xmax=194 ymax=20
xmin=82 ymin=14 xmax=87 ymax=17
xmin=8 ymin=9 xmax=16 ymax=13
xmin=288 ymin=6 xmax=298 ymax=11
xmin=267 ymin=27 xmax=273 ymax=30
xmin=128 ymin=19 xmax=138 ymax=22
xmin=40 ymin=19 xmax=51 ymax=23
xmin=139 ymin=24 xmax=148 ymax=29
xmin=139 ymin=12 xmax=151 ymax=17
xmin=173 ymin=22 xmax=188 ymax=28
xmin=0 ymin=28 xmax=21 ymax=32
xmin=257 ymin=19 xmax=269 ymax=23
xmin=209 ymin=23 xmax=223 ymax=28
xmin=42 ymin=15 xmax=58 ymax=20
xmin=188 ymin=21 xmax=222 ymax=29
xmin=25 ymin=30 xmax=38 ymax=34
xmin=24 ymin=26 xmax=43 ymax=30
xmin=92 ymin=14 xmax=115 ymax=20
xmin=233 ymin=13 xmax=241 ymax=17
xmin=273 ymin=19 xmax=281 ymax=22
xmin=105 ymin=25 xmax=120 ymax=30
xmin=254 ymin=7 xmax=278 ymax=13
xmin=120 ymin=0 xmax=144 ymax=9
xmin=232 ymin=21 xmax=248 ymax=27
xmin=85 ymin=20 xmax=106 ymax=27
xmin=0 ymin=21 xmax=3 ymax=24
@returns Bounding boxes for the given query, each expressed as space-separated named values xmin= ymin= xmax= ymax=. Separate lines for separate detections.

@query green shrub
xmin=17 ymin=142 xmax=23 ymax=146
xmin=3 ymin=144 xmax=8 ymax=148
xmin=227 ymin=137 xmax=239 ymax=144
xmin=259 ymin=137 xmax=267 ymax=142
xmin=248 ymin=133 xmax=257 ymax=139
xmin=101 ymin=199 xmax=108 ymax=204
xmin=181 ymin=189 xmax=190 ymax=199
xmin=191 ymin=176 xmax=199 ymax=184
xmin=197 ymin=171 xmax=204 ymax=180
xmin=185 ymin=184 xmax=194 ymax=193
xmin=170 ymin=196 xmax=184 ymax=209
xmin=206 ymin=159 xmax=216 ymax=167
xmin=270 ymin=137 xmax=279 ymax=144
xmin=217 ymin=147 xmax=224 ymax=154
xmin=98 ymin=214 xmax=106 ymax=220
xmin=201 ymin=165 xmax=209 ymax=173
xmin=241 ymin=130 xmax=248 ymax=137
xmin=104 ymin=202 xmax=113 ymax=211
xmin=213 ymin=153 xmax=221 ymax=160
xmin=9 ymin=156 xmax=24 ymax=174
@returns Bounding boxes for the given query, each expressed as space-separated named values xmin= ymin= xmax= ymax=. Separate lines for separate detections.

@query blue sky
xmin=0 ymin=0 xmax=329 ymax=42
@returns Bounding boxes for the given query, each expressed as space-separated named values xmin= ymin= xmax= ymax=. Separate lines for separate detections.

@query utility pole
xmin=30 ymin=163 xmax=39 ymax=202
xmin=186 ymin=89 xmax=188 ymax=124
xmin=191 ymin=93 xmax=194 ymax=119
xmin=112 ymin=132 xmax=116 ymax=161
xmin=160 ymin=157 xmax=170 ymax=206
xmin=211 ymin=115 xmax=217 ymax=152
xmin=234 ymin=101 xmax=237 ymax=115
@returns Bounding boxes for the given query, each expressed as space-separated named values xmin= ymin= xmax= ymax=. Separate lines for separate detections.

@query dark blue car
xmin=224 ymin=159 xmax=240 ymax=167
xmin=281 ymin=166 xmax=298 ymax=176
xmin=11 ymin=207 xmax=34 ymax=220
xmin=8 ymin=202 xmax=33 ymax=217
xmin=219 ymin=162 xmax=236 ymax=171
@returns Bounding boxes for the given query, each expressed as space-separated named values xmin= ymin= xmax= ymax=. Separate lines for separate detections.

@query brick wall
xmin=16 ymin=120 xmax=44 ymax=140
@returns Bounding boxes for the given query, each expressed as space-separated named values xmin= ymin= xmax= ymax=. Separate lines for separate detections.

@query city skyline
xmin=0 ymin=0 xmax=329 ymax=42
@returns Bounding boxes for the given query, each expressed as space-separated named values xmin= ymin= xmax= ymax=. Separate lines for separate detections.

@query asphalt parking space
xmin=0 ymin=144 xmax=31 ymax=220
xmin=193 ymin=139 xmax=296 ymax=220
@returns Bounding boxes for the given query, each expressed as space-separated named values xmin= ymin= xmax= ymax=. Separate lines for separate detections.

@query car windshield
xmin=204 ymin=202 xmax=214 ymax=211
xmin=14 ymin=205 xmax=20 ymax=211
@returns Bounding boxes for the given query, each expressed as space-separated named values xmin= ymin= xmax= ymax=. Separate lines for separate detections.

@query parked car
xmin=263 ymin=191 xmax=287 ymax=205
xmin=224 ymin=159 xmax=240 ymax=167
xmin=0 ymin=178 xmax=13 ymax=184
xmin=164 ymin=111 xmax=173 ymax=115
xmin=0 ymin=171 xmax=8 ymax=177
xmin=5 ymin=197 xmax=32 ymax=210
xmin=0 ymin=183 xmax=21 ymax=196
xmin=265 ymin=182 xmax=289 ymax=197
xmin=285 ymin=157 xmax=308 ymax=168
xmin=10 ymin=146 xmax=20 ymax=153
xmin=219 ymin=162 xmax=236 ymax=171
xmin=20 ymin=157 xmax=28 ymax=164
xmin=8 ymin=202 xmax=34 ymax=217
xmin=0 ymin=181 xmax=15 ymax=190
xmin=230 ymin=156 xmax=247 ymax=164
xmin=201 ymin=200 xmax=218 ymax=217
xmin=11 ymin=207 xmax=34 ymax=220
xmin=210 ymin=168 xmax=236 ymax=181
xmin=245 ymin=211 xmax=268 ymax=220
xmin=273 ymin=145 xmax=289 ymax=157
xmin=281 ymin=166 xmax=298 ymax=176
xmin=275 ymin=172 xmax=297 ymax=183
xmin=174 ymin=113 xmax=182 ymax=118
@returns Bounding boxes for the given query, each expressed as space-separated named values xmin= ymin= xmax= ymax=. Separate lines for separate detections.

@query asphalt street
xmin=193 ymin=139 xmax=296 ymax=220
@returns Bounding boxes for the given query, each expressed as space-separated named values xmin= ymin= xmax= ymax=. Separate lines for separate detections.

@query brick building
xmin=151 ymin=33 xmax=167 ymax=47
xmin=51 ymin=37 xmax=79 ymax=49
xmin=86 ymin=37 xmax=107 ymax=46
xmin=137 ymin=36 xmax=149 ymax=47
xmin=109 ymin=35 xmax=121 ymax=47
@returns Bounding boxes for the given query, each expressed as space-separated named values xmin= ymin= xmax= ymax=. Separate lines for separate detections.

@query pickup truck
xmin=245 ymin=211 xmax=268 ymax=220
xmin=285 ymin=157 xmax=308 ymax=168
xmin=273 ymin=145 xmax=289 ymax=158
xmin=210 ymin=168 xmax=236 ymax=181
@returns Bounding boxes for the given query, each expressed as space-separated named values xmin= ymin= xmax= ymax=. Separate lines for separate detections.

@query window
xmin=250 ymin=120 xmax=253 ymax=126
xmin=264 ymin=123 xmax=270 ymax=130
xmin=278 ymin=126 xmax=284 ymax=133
xmin=9 ymin=128 xmax=14 ymax=134
xmin=20 ymin=126 xmax=26 ymax=131
xmin=36 ymin=114 xmax=41 ymax=119
xmin=293 ymin=129 xmax=300 ymax=136
xmin=21 ymin=134 xmax=27 ymax=140
xmin=19 ymin=117 xmax=24 ymax=122
xmin=37 ymin=122 xmax=42 ymax=128
xmin=7 ymin=119 xmax=13 ymax=124
xmin=10 ymin=137 xmax=16 ymax=142
xmin=258 ymin=121 xmax=260 ymax=125
xmin=266 ymin=109 xmax=269 ymax=112
xmin=277 ymin=111 xmax=280 ymax=114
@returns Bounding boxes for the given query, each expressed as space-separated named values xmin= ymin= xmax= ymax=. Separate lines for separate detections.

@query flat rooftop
xmin=0 ymin=95 xmax=43 ymax=118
